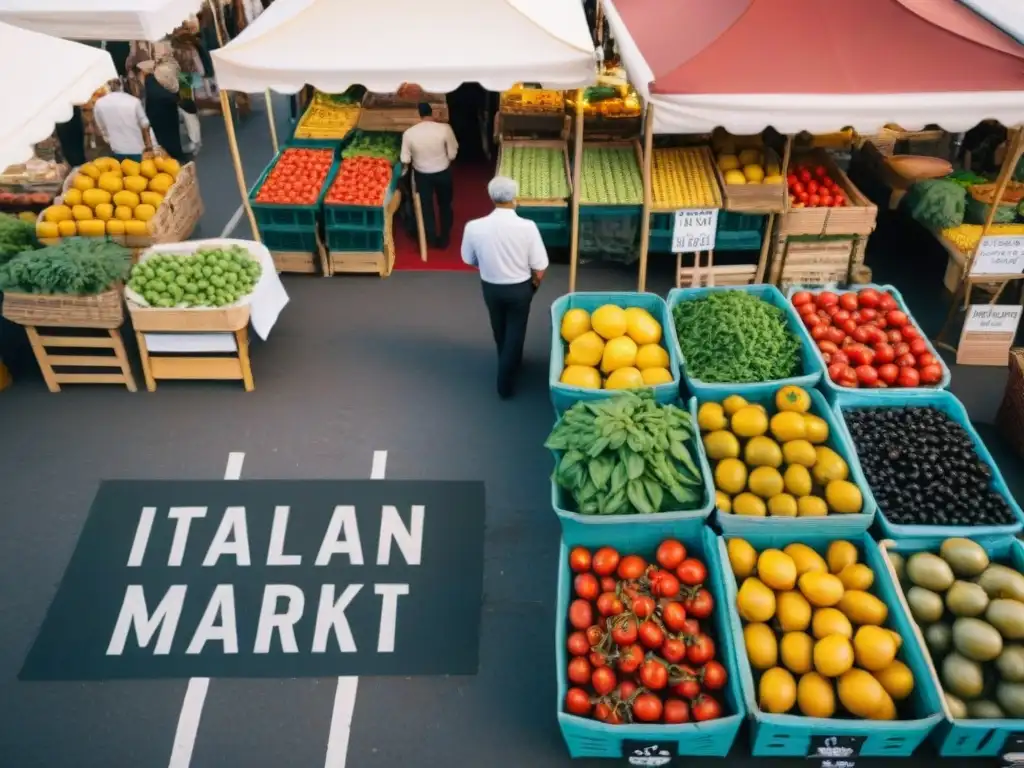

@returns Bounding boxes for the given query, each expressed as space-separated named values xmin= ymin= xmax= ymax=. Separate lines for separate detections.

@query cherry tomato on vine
xmin=592 ymin=547 xmax=620 ymax=576
xmin=617 ymin=555 xmax=647 ymax=580
xmin=692 ymin=695 xmax=722 ymax=722
xmin=656 ymin=539 xmax=686 ymax=570
xmin=611 ymin=615 xmax=638 ymax=646
xmin=631 ymin=595 xmax=655 ymax=618
xmin=597 ymin=592 xmax=625 ymax=617
xmin=638 ymin=621 xmax=665 ymax=650
xmin=676 ymin=558 xmax=707 ymax=586
xmin=567 ymin=657 xmax=591 ymax=685
xmin=687 ymin=634 xmax=716 ymax=665
xmin=632 ymin=693 xmax=663 ymax=722
xmin=653 ymin=572 xmax=680 ymax=598
xmin=674 ymin=676 xmax=701 ymax=700
xmin=566 ymin=631 xmax=590 ymax=657
xmin=568 ymin=599 xmax=593 ymax=629
xmin=661 ymin=601 xmax=688 ymax=632
xmin=617 ymin=644 xmax=644 ymax=674
xmin=683 ymin=588 xmax=714 ymax=619
xmin=592 ymin=666 xmax=617 ymax=696
xmin=661 ymin=637 xmax=687 ymax=663
xmin=568 ymin=546 xmax=591 ymax=573
xmin=701 ymin=660 xmax=728 ymax=691
xmin=574 ymin=573 xmax=599 ymax=601
xmin=639 ymin=659 xmax=668 ymax=690
xmin=617 ymin=680 xmax=638 ymax=701
xmin=663 ymin=698 xmax=690 ymax=723
xmin=565 ymin=687 xmax=591 ymax=716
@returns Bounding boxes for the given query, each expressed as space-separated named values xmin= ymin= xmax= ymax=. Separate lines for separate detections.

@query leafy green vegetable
xmin=342 ymin=131 xmax=401 ymax=162
xmin=0 ymin=237 xmax=130 ymax=295
xmin=905 ymin=179 xmax=967 ymax=229
xmin=672 ymin=291 xmax=801 ymax=383
xmin=0 ymin=213 xmax=38 ymax=264
xmin=127 ymin=245 xmax=262 ymax=308
xmin=544 ymin=391 xmax=705 ymax=516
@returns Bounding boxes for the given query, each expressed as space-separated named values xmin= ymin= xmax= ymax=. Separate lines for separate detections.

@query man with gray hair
xmin=462 ymin=175 xmax=549 ymax=399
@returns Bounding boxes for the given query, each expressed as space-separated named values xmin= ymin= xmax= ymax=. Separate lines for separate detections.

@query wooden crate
xmin=20 ymin=326 xmax=136 ymax=392
xmin=649 ymin=146 xmax=723 ymax=212
xmin=329 ymin=191 xmax=400 ymax=277
xmin=769 ymin=233 xmax=860 ymax=288
xmin=718 ymin=146 xmax=786 ymax=214
xmin=496 ymin=112 xmax=570 ymax=141
xmin=496 ymin=139 xmax=572 ymax=205
xmin=357 ymin=94 xmax=448 ymax=132
xmin=578 ymin=140 xmax=644 ymax=207
xmin=271 ymin=230 xmax=330 ymax=275
xmin=780 ymin=149 xmax=877 ymax=236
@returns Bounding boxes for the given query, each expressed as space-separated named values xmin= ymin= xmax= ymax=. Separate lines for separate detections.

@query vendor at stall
xmin=401 ymin=103 xmax=458 ymax=248
xmin=93 ymin=79 xmax=153 ymax=162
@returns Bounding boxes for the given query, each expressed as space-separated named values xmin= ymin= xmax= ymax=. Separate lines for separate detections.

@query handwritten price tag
xmin=672 ymin=208 xmax=719 ymax=253
xmin=965 ymin=304 xmax=1023 ymax=334
xmin=971 ymin=236 xmax=1024 ymax=276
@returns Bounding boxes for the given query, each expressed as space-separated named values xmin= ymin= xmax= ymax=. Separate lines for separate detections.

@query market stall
xmin=602 ymin=0 xmax=1024 ymax=292
xmin=0 ymin=0 xmax=205 ymax=40
xmin=209 ymin=0 xmax=596 ymax=274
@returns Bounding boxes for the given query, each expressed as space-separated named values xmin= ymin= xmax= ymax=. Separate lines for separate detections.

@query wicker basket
xmin=781 ymin=149 xmax=877 ymax=236
xmin=997 ymin=349 xmax=1024 ymax=459
xmin=39 ymin=162 xmax=203 ymax=249
xmin=1 ymin=284 xmax=124 ymax=329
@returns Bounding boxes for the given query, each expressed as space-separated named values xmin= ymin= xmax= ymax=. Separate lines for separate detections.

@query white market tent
xmin=209 ymin=0 xmax=597 ymax=94
xmin=0 ymin=0 xmax=204 ymax=41
xmin=0 ymin=22 xmax=117 ymax=170
xmin=961 ymin=0 xmax=1024 ymax=44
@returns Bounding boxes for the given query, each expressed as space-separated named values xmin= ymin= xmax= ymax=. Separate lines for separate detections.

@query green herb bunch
xmin=673 ymin=290 xmax=801 ymax=383
xmin=0 ymin=213 xmax=38 ymax=264
xmin=0 ymin=237 xmax=131 ymax=295
xmin=545 ymin=391 xmax=705 ymax=516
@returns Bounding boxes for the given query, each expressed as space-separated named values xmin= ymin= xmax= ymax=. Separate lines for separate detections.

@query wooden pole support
xmin=637 ymin=103 xmax=655 ymax=292
xmin=569 ymin=90 xmax=585 ymax=292
xmin=219 ymin=89 xmax=261 ymax=241
xmin=265 ymin=90 xmax=279 ymax=154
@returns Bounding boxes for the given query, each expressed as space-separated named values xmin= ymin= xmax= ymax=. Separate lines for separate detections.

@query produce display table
xmin=328 ymin=191 xmax=401 ymax=277
xmin=1 ymin=287 xmax=136 ymax=393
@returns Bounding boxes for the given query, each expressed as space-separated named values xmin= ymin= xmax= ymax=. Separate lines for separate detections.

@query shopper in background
xmin=54 ymin=108 xmax=86 ymax=167
xmin=461 ymin=176 xmax=548 ymax=399
xmin=401 ymin=103 xmax=458 ymax=248
xmin=139 ymin=45 xmax=188 ymax=163
xmin=93 ymin=79 xmax=153 ymax=162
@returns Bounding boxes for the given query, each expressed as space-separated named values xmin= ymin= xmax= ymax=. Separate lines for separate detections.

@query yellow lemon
xmin=797 ymin=495 xmax=828 ymax=517
xmin=43 ymin=204 xmax=73 ymax=223
xmin=62 ymin=188 xmax=83 ymax=207
xmin=133 ymin=203 xmax=157 ymax=222
xmin=98 ymin=172 xmax=124 ymax=194
xmin=106 ymin=219 xmax=126 ymax=236
xmin=782 ymin=632 xmax=815 ymax=675
xmin=728 ymin=538 xmax=757 ymax=577
xmin=798 ymin=572 xmax=845 ymax=607
xmin=567 ymin=331 xmax=604 ymax=367
xmin=698 ymin=402 xmax=728 ymax=432
xmin=826 ymin=480 xmax=863 ymax=514
xmin=71 ymin=174 xmax=95 ymax=191
xmin=78 ymin=162 xmax=101 ymax=180
xmin=749 ymin=466 xmax=785 ymax=498
xmin=784 ymin=543 xmax=828 ymax=575
xmin=803 ymin=414 xmax=830 ymax=443
xmin=82 ymin=188 xmax=111 ymax=208
xmin=623 ymin=307 xmax=662 ymax=345
xmin=635 ymin=343 xmax=669 ymax=370
xmin=744 ymin=436 xmax=783 ymax=468
xmin=93 ymin=156 xmax=121 ymax=173
xmin=838 ymin=669 xmax=886 ymax=718
xmin=93 ymin=203 xmax=114 ymax=221
xmin=722 ymin=394 xmax=748 ymax=416
xmin=738 ymin=577 xmax=776 ymax=622
xmin=812 ymin=446 xmax=849 ymax=485
xmin=604 ymin=367 xmax=643 ymax=390
xmin=124 ymin=220 xmax=149 ymax=237
xmin=715 ymin=458 xmax=747 ymax=495
xmin=874 ymin=660 xmax=915 ymax=700
xmin=771 ymin=411 xmax=807 ymax=442
xmin=854 ymin=625 xmax=898 ymax=671
xmin=57 ymin=220 xmax=77 ymax=237
xmin=36 ymin=221 xmax=59 ymax=239
xmin=814 ymin=634 xmax=854 ymax=677
xmin=768 ymin=493 xmax=798 ymax=517
xmin=758 ymin=549 xmax=798 ymax=591
xmin=733 ymin=492 xmax=767 ymax=517
xmin=71 ymin=204 xmax=93 ymax=221
xmin=113 ymin=190 xmax=140 ymax=209
xmin=827 ymin=541 xmax=859 ymax=574
xmin=732 ymin=405 xmax=769 ymax=438
xmin=777 ymin=590 xmax=812 ymax=632
xmin=782 ymin=439 xmax=817 ymax=467
xmin=590 ymin=304 xmax=628 ymax=339
xmin=703 ymin=430 xmax=740 ymax=460
xmin=123 ymin=175 xmax=149 ymax=194
xmin=148 ymin=173 xmax=174 ymax=194
xmin=759 ymin=667 xmax=797 ymax=714
xmin=560 ymin=365 xmax=601 ymax=389
xmin=76 ymin=219 xmax=106 ymax=237
xmin=745 ymin=622 xmax=779 ymax=670
xmin=837 ymin=590 xmax=888 ymax=626
xmin=139 ymin=159 xmax=159 ymax=179
xmin=120 ymin=158 xmax=141 ymax=176
xmin=640 ymin=367 xmax=673 ymax=385
xmin=716 ymin=491 xmax=732 ymax=513
xmin=158 ymin=157 xmax=181 ymax=177
xmin=114 ymin=205 xmax=134 ymax=222
xmin=812 ymin=608 xmax=853 ymax=639
xmin=797 ymin=672 xmax=836 ymax=717
xmin=601 ymin=336 xmax=638 ymax=373
xmin=838 ymin=563 xmax=874 ymax=591
xmin=560 ymin=308 xmax=591 ymax=342
xmin=783 ymin=464 xmax=813 ymax=497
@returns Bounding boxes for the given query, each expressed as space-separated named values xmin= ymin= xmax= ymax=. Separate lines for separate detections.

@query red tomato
xmin=833 ymin=192 xmax=846 ymax=206
xmin=676 ymin=558 xmax=707 ymax=586
xmin=825 ymin=304 xmax=842 ymax=318
xmin=851 ymin=326 xmax=873 ymax=344
xmin=791 ymin=291 xmax=813 ymax=307
xmin=800 ymin=169 xmax=812 ymax=183
xmin=325 ymin=156 xmax=395 ymax=206
xmin=569 ymin=547 xmax=591 ymax=573
xmin=808 ymin=194 xmax=821 ymax=207
xmin=687 ymin=634 xmax=716 ymax=665
xmin=589 ymin=651 xmax=607 ymax=668
xmin=586 ymin=625 xmax=605 ymax=647
xmin=692 ymin=695 xmax=722 ymax=722
xmin=855 ymin=365 xmax=878 ymax=387
xmin=877 ymin=363 xmax=899 ymax=385
xmin=895 ymin=353 xmax=917 ymax=368
xmin=917 ymin=352 xmax=938 ymax=368
xmin=597 ymin=592 xmax=625 ymax=617
xmin=897 ymin=367 xmax=920 ymax=387
xmin=901 ymin=325 xmax=921 ymax=341
xmin=631 ymin=595 xmax=656 ymax=619
xmin=847 ymin=344 xmax=875 ymax=367
xmin=617 ymin=680 xmax=638 ymax=701
xmin=878 ymin=293 xmax=898 ymax=311
xmin=638 ymin=621 xmax=665 ymax=649
xmin=574 ymin=573 xmax=599 ymax=601
xmin=807 ymin=180 xmax=820 ymax=195
xmin=600 ymin=576 xmax=617 ymax=593
xmin=661 ymin=637 xmax=688 ymax=663
xmin=632 ymin=693 xmax=664 ymax=723
xmin=616 ymin=555 xmax=646 ymax=580
xmin=815 ymin=165 xmax=828 ymax=179
xmin=810 ymin=325 xmax=830 ymax=342
xmin=565 ymin=687 xmax=592 ymax=716
xmin=873 ymin=343 xmax=895 ymax=364
xmin=654 ymin=573 xmax=681 ymax=599
xmin=617 ymin=643 xmax=644 ymax=674
xmin=820 ymin=194 xmax=834 ymax=207
xmin=828 ymin=363 xmax=848 ymax=384
xmin=701 ymin=660 xmax=728 ymax=690
xmin=919 ymin=364 xmax=943 ymax=385
xmin=655 ymin=539 xmax=687 ymax=570
xmin=592 ymin=547 xmax=620 ymax=576
xmin=894 ymin=342 xmax=910 ymax=357
xmin=592 ymin=666 xmax=617 ymax=696
xmin=593 ymin=701 xmax=613 ymax=722
xmin=818 ymin=340 xmax=839 ymax=356
xmin=639 ymin=659 xmax=669 ymax=690
xmin=674 ymin=676 xmax=701 ymax=700
xmin=567 ymin=631 xmax=590 ymax=657
xmin=569 ymin=600 xmax=593 ymax=629
xmin=662 ymin=601 xmax=689 ymax=632
xmin=611 ymin=615 xmax=638 ymax=645
xmin=859 ymin=308 xmax=878 ymax=322
xmin=663 ymin=699 xmax=691 ymax=724
xmin=887 ymin=310 xmax=909 ymax=327
xmin=858 ymin=288 xmax=881 ymax=308
xmin=804 ymin=315 xmax=823 ymax=331
xmin=568 ymin=657 xmax=592 ymax=685
xmin=831 ymin=309 xmax=850 ymax=325
xmin=683 ymin=587 xmax=715 ymax=619
xmin=839 ymin=318 xmax=858 ymax=335
xmin=816 ymin=291 xmax=839 ymax=308
xmin=831 ymin=350 xmax=849 ymax=366
xmin=909 ymin=338 xmax=929 ymax=357
xmin=787 ymin=173 xmax=799 ymax=186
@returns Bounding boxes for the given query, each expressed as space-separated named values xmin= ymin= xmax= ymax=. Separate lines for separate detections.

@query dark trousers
xmin=414 ymin=167 xmax=453 ymax=245
xmin=112 ymin=153 xmax=142 ymax=163
xmin=481 ymin=279 xmax=534 ymax=397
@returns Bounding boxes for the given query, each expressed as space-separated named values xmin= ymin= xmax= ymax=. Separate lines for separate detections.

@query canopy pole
xmin=936 ymin=126 xmax=1024 ymax=350
xmin=265 ymin=90 xmax=279 ymax=154
xmin=637 ymin=102 xmax=655 ymax=292
xmin=220 ymin=89 xmax=261 ymax=241
xmin=568 ymin=89 xmax=584 ymax=292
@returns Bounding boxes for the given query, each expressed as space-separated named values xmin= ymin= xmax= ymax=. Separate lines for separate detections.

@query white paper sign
xmin=964 ymin=304 xmax=1023 ymax=334
xmin=672 ymin=208 xmax=719 ymax=253
xmin=971 ymin=236 xmax=1024 ymax=276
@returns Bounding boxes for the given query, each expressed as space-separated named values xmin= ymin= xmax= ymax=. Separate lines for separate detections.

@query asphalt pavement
xmin=0 ymin=96 xmax=1020 ymax=767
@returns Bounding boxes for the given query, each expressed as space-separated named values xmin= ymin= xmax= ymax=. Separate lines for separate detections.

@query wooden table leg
xmin=109 ymin=330 xmax=138 ymax=392
xmin=25 ymin=326 xmax=60 ymax=392
xmin=135 ymin=331 xmax=157 ymax=392
xmin=236 ymin=329 xmax=255 ymax=392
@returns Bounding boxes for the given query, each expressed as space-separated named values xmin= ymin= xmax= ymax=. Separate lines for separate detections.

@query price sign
xmin=1002 ymin=731 xmax=1024 ymax=767
xmin=672 ymin=208 xmax=719 ymax=253
xmin=965 ymin=304 xmax=1023 ymax=334
xmin=958 ymin=304 xmax=1022 ymax=366
xmin=971 ymin=236 xmax=1024 ymax=276
xmin=807 ymin=734 xmax=864 ymax=768
xmin=622 ymin=740 xmax=676 ymax=766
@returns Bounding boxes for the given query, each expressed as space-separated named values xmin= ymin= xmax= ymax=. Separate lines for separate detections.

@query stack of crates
xmin=323 ymin=160 xmax=401 ymax=256
xmin=648 ymin=210 xmax=765 ymax=253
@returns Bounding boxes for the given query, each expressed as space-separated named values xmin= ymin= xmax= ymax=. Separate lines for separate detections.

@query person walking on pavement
xmin=401 ymin=103 xmax=458 ymax=248
xmin=92 ymin=79 xmax=154 ymax=162
xmin=462 ymin=176 xmax=548 ymax=399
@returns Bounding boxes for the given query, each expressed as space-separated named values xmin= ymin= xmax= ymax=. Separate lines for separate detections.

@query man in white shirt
xmin=462 ymin=176 xmax=549 ymax=399
xmin=93 ymin=79 xmax=153 ymax=162
xmin=401 ymin=103 xmax=458 ymax=248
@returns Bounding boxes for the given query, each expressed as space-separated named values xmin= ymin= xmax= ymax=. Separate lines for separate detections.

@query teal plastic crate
xmin=666 ymin=285 xmax=823 ymax=401
xmin=699 ymin=387 xmax=874 ymax=536
xmin=832 ymin=389 xmax=1024 ymax=541
xmin=517 ymin=205 xmax=569 ymax=227
xmin=258 ymin=226 xmax=318 ymax=253
xmin=786 ymin=284 xmax=952 ymax=401
xmin=248 ymin=147 xmax=338 ymax=229
xmin=881 ymin=536 xmax=1024 ymax=757
xmin=648 ymin=210 xmax=764 ymax=252
xmin=323 ymin=159 xmax=401 ymax=229
xmin=549 ymin=397 xmax=715 ymax=541
xmin=539 ymin=225 xmax=569 ymax=248
xmin=556 ymin=526 xmax=744 ymax=758
xmin=718 ymin=530 xmax=943 ymax=757
xmin=549 ymin=291 xmax=682 ymax=412
xmin=579 ymin=204 xmax=642 ymax=219
xmin=325 ymin=227 xmax=384 ymax=253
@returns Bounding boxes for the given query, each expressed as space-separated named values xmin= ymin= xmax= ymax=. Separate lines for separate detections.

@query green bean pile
xmin=672 ymin=291 xmax=801 ymax=383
